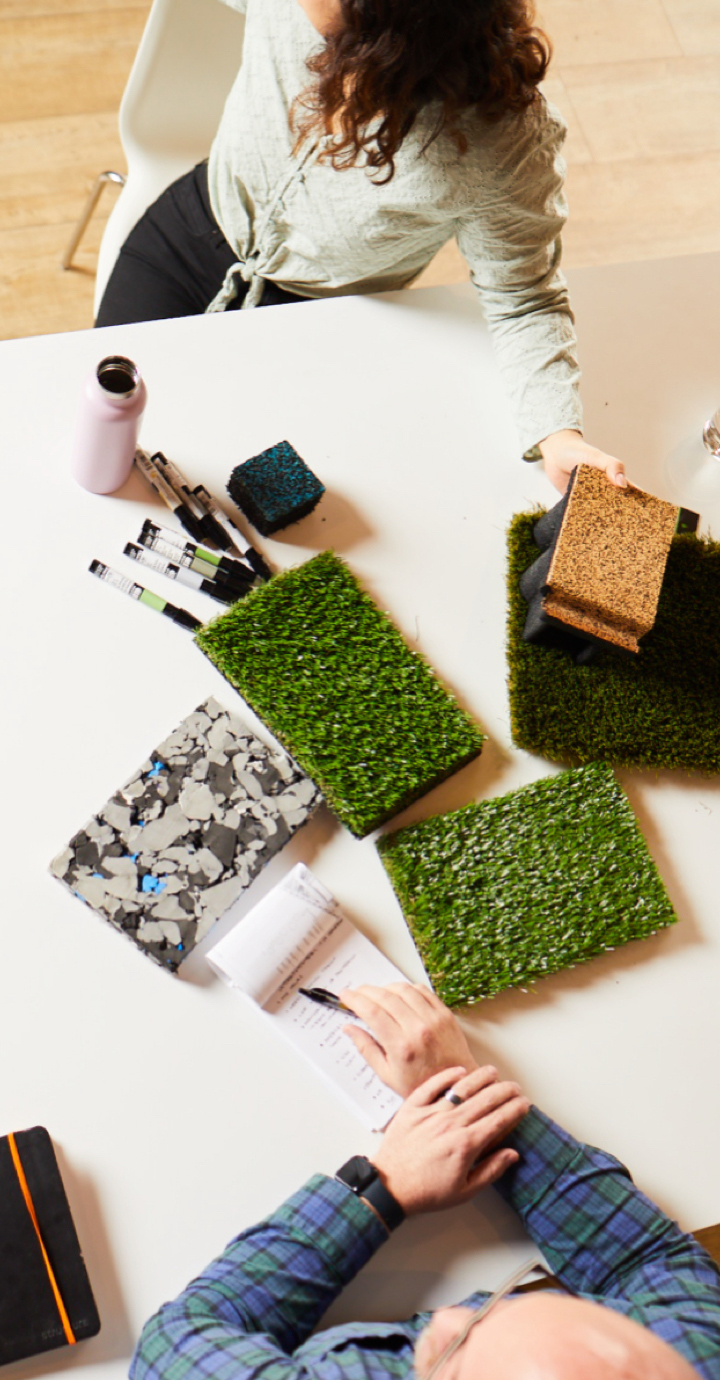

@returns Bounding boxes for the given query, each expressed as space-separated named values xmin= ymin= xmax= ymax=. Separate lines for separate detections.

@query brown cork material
xmin=543 ymin=468 xmax=680 ymax=653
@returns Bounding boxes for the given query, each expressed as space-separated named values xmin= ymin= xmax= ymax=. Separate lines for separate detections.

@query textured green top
xmin=196 ymin=552 xmax=484 ymax=838
xmin=208 ymin=0 xmax=583 ymax=453
xmin=378 ymin=762 xmax=677 ymax=1006
xmin=507 ymin=514 xmax=720 ymax=771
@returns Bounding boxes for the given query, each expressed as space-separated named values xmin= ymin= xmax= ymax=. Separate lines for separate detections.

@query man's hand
xmin=372 ymin=1066 xmax=530 ymax=1215
xmin=539 ymin=428 xmax=627 ymax=494
xmin=339 ymin=983 xmax=480 ymax=1097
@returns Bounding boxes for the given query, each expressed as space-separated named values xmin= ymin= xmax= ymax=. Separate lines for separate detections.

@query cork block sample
xmin=508 ymin=514 xmax=720 ymax=771
xmin=196 ymin=552 xmax=485 ymax=838
xmin=50 ymin=698 xmax=322 ymax=971
xmin=378 ymin=762 xmax=677 ymax=1006
xmin=543 ymin=467 xmax=680 ymax=652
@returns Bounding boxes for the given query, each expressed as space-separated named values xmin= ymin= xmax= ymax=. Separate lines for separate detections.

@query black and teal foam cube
xmin=227 ymin=440 xmax=325 ymax=535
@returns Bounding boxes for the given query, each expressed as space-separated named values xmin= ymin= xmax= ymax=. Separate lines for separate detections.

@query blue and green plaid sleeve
xmin=130 ymin=1174 xmax=389 ymax=1380
xmin=497 ymin=1106 xmax=720 ymax=1378
xmin=130 ymin=1115 xmax=720 ymax=1380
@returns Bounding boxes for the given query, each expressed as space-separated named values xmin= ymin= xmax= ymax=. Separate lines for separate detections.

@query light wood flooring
xmin=2 ymin=0 xmax=720 ymax=337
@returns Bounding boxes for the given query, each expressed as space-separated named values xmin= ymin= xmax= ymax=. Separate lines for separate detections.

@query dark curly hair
xmin=293 ymin=0 xmax=551 ymax=183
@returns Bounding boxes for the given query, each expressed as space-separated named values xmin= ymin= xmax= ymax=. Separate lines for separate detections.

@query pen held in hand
xmin=299 ymin=987 xmax=355 ymax=1015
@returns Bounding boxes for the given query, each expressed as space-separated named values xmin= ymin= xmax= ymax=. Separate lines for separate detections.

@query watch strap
xmin=335 ymin=1155 xmax=405 ymax=1232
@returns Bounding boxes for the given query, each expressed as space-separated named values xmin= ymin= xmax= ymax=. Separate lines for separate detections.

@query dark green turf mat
xmin=196 ymin=552 xmax=484 ymax=838
xmin=507 ymin=514 xmax=720 ymax=771
xmin=377 ymin=762 xmax=677 ymax=1006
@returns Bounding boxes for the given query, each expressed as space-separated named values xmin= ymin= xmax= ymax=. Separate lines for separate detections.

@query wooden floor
xmin=1 ymin=0 xmax=720 ymax=337
xmin=695 ymin=1224 xmax=720 ymax=1268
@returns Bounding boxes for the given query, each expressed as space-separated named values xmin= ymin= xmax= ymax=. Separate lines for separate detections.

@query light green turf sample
xmin=377 ymin=762 xmax=677 ymax=1006
xmin=507 ymin=513 xmax=720 ymax=771
xmin=196 ymin=551 xmax=484 ymax=838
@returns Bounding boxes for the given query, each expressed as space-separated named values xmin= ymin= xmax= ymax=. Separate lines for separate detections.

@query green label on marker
xmin=193 ymin=556 xmax=221 ymax=579
xmin=140 ymin=590 xmax=166 ymax=612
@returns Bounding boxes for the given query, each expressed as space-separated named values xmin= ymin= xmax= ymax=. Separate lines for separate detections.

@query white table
xmin=2 ymin=254 xmax=720 ymax=1379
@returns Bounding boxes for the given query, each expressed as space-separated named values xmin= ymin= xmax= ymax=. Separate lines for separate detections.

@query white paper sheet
xmin=206 ymin=864 xmax=405 ymax=1129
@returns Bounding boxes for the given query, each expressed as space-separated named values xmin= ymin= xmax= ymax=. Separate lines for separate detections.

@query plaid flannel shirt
xmin=131 ymin=1107 xmax=720 ymax=1380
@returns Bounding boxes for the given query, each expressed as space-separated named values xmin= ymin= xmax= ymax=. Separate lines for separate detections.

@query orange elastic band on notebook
xmin=8 ymin=1133 xmax=76 ymax=1345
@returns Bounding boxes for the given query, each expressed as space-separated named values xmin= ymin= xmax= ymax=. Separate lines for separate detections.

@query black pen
xmin=123 ymin=542 xmax=244 ymax=605
xmin=134 ymin=450 xmax=206 ymax=545
xmin=193 ymin=484 xmax=272 ymax=579
xmin=152 ymin=453 xmax=232 ymax=552
xmin=138 ymin=521 xmax=257 ymax=587
xmin=299 ymin=987 xmax=353 ymax=1014
xmin=89 ymin=560 xmax=202 ymax=630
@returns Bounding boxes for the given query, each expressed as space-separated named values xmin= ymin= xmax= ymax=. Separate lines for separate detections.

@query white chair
xmin=63 ymin=0 xmax=245 ymax=317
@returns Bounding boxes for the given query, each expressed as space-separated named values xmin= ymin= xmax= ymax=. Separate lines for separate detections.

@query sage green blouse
xmin=209 ymin=0 xmax=583 ymax=452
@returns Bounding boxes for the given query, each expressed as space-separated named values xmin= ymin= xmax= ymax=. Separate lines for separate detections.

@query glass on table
xmin=665 ymin=404 xmax=720 ymax=527
xmin=703 ymin=407 xmax=720 ymax=458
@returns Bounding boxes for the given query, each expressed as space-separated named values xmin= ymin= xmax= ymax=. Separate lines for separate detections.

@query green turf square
xmin=196 ymin=552 xmax=484 ymax=838
xmin=507 ymin=514 xmax=720 ymax=771
xmin=377 ymin=762 xmax=677 ymax=1006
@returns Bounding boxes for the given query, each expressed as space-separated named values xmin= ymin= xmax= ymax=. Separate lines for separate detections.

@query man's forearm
xmin=131 ymin=1174 xmax=387 ymax=1380
xmin=497 ymin=1106 xmax=714 ymax=1296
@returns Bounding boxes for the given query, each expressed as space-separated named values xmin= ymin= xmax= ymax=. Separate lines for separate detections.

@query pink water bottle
xmin=71 ymin=354 xmax=147 ymax=493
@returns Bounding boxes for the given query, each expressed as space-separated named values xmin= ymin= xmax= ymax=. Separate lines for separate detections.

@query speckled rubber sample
xmin=49 ymin=698 xmax=321 ymax=971
xmin=544 ymin=467 xmax=679 ymax=652
xmin=196 ymin=552 xmax=485 ymax=838
xmin=378 ymin=762 xmax=677 ymax=1006
xmin=227 ymin=441 xmax=325 ymax=535
xmin=508 ymin=513 xmax=720 ymax=770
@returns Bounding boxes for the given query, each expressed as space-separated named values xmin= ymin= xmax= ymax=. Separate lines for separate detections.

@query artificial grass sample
xmin=508 ymin=513 xmax=720 ymax=771
xmin=378 ymin=762 xmax=677 ymax=1006
xmin=196 ymin=551 xmax=484 ymax=837
xmin=227 ymin=440 xmax=325 ymax=535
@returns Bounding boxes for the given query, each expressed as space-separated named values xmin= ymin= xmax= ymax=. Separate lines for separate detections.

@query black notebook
xmin=0 ymin=1127 xmax=100 ymax=1365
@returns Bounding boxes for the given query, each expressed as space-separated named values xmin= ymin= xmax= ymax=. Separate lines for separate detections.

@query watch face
xmin=339 ymin=1155 xmax=375 ymax=1193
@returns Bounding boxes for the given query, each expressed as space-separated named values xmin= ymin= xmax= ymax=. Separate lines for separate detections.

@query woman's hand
xmin=338 ymin=982 xmax=480 ymax=1097
xmin=539 ymin=428 xmax=627 ymax=494
xmin=372 ymin=1065 xmax=530 ymax=1215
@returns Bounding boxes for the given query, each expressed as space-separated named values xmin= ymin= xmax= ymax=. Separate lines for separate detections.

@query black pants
xmin=95 ymin=161 xmax=306 ymax=327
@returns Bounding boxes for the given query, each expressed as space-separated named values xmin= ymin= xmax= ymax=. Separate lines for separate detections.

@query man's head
xmin=414 ymin=1291 xmax=699 ymax=1380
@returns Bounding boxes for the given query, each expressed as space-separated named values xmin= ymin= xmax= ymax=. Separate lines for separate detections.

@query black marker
xmin=152 ymin=453 xmax=232 ymax=552
xmin=123 ymin=543 xmax=244 ymax=605
xmin=134 ymin=450 xmax=206 ymax=544
xmin=299 ymin=987 xmax=353 ymax=1014
xmin=193 ymin=484 xmax=272 ymax=579
xmin=139 ymin=521 xmax=257 ymax=586
xmin=89 ymin=560 xmax=202 ymax=630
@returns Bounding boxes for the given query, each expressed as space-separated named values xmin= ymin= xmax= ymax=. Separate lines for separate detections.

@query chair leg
xmin=61 ymin=171 xmax=127 ymax=270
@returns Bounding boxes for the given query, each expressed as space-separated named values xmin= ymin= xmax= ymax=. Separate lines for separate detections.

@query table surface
xmin=2 ymin=253 xmax=720 ymax=1380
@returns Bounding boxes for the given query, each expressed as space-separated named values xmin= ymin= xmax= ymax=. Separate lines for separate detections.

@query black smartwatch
xmin=335 ymin=1155 xmax=405 ymax=1232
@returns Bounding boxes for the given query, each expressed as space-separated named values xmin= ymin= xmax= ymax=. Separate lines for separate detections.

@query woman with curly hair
xmin=96 ymin=0 xmax=626 ymax=492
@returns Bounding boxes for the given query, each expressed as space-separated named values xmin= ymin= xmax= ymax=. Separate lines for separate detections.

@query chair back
xmin=95 ymin=0 xmax=245 ymax=314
